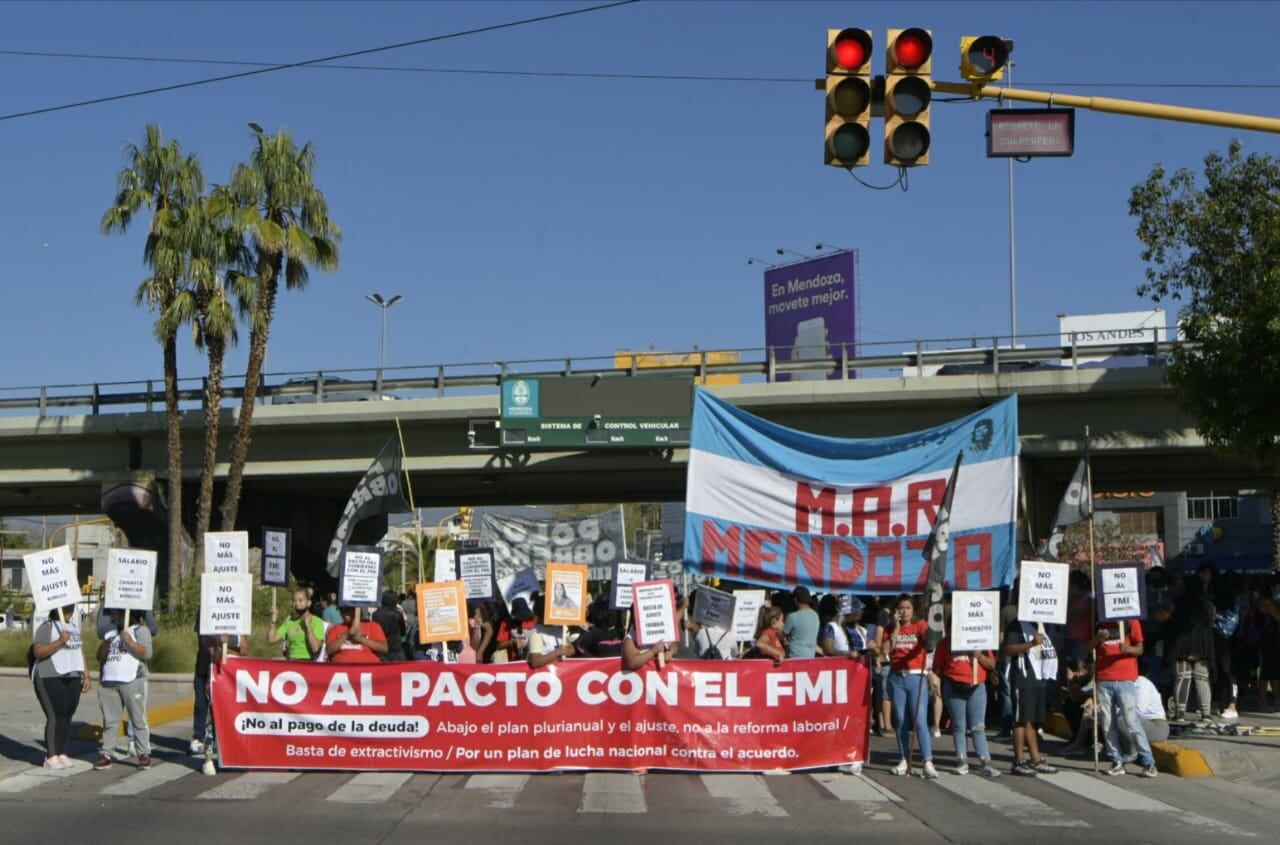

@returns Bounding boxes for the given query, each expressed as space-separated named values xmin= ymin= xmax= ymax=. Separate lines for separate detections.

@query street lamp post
xmin=364 ymin=293 xmax=404 ymax=395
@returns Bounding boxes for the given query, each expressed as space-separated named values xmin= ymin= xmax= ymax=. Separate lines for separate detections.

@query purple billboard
xmin=763 ymin=250 xmax=857 ymax=381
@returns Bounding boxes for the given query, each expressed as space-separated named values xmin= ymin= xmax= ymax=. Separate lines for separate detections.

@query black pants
xmin=35 ymin=675 xmax=81 ymax=758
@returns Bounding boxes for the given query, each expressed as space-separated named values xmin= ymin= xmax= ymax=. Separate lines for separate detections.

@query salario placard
xmin=212 ymin=657 xmax=870 ymax=773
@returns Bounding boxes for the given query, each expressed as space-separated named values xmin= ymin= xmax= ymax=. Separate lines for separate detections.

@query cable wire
xmin=4 ymin=47 xmax=1280 ymax=90
xmin=0 ymin=0 xmax=641 ymax=122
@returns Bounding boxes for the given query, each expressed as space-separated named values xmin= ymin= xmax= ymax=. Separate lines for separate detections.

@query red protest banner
xmin=211 ymin=656 xmax=870 ymax=772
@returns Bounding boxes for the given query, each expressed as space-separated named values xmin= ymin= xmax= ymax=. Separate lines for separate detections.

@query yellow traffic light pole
xmin=933 ymin=80 xmax=1280 ymax=134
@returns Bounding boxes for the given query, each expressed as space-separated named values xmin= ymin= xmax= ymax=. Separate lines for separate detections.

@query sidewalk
xmin=0 ymin=671 xmax=193 ymax=775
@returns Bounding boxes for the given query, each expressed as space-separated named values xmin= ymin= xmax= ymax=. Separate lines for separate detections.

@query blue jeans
xmin=887 ymin=670 xmax=932 ymax=761
xmin=1097 ymin=680 xmax=1154 ymax=767
xmin=943 ymin=678 xmax=992 ymax=765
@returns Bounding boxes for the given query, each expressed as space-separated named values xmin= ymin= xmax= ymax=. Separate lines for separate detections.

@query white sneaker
xmin=201 ymin=759 xmax=217 ymax=776
xmin=1221 ymin=707 xmax=1239 ymax=721
xmin=954 ymin=763 xmax=970 ymax=775
xmin=891 ymin=759 xmax=909 ymax=776
xmin=189 ymin=740 xmax=205 ymax=755
xmin=931 ymin=728 xmax=942 ymax=738
xmin=838 ymin=762 xmax=863 ymax=775
xmin=922 ymin=761 xmax=939 ymax=779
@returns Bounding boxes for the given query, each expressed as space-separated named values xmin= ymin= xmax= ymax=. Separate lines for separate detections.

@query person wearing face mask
xmin=31 ymin=604 xmax=90 ymax=770
xmin=267 ymin=588 xmax=326 ymax=661
xmin=876 ymin=594 xmax=937 ymax=778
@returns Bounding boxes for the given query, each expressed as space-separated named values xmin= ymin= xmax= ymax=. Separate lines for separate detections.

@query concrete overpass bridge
xmin=0 ymin=338 xmax=1266 ymax=579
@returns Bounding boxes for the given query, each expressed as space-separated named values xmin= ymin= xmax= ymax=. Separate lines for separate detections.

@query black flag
xmin=1045 ymin=455 xmax=1091 ymax=560
xmin=325 ymin=438 xmax=412 ymax=575
xmin=922 ymin=450 xmax=963 ymax=654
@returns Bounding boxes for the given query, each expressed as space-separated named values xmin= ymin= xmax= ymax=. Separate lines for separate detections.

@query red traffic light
xmin=829 ymin=28 xmax=872 ymax=72
xmin=891 ymin=27 xmax=932 ymax=70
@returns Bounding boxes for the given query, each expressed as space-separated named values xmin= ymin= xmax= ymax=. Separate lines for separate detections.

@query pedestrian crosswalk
xmin=0 ymin=759 xmax=1259 ymax=838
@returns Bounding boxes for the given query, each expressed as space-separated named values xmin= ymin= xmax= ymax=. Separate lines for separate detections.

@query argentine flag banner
xmin=683 ymin=392 xmax=1018 ymax=594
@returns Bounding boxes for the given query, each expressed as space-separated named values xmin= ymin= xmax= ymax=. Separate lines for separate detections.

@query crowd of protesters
xmin=26 ymin=559 xmax=1280 ymax=779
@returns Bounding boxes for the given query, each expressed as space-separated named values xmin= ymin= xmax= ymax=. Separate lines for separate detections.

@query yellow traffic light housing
xmin=825 ymin=28 xmax=873 ymax=167
xmin=960 ymin=35 xmax=1013 ymax=82
xmin=884 ymin=27 xmax=932 ymax=167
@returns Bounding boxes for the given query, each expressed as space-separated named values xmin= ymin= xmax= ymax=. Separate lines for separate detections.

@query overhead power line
xmin=0 ymin=0 xmax=641 ymax=122
xmin=4 ymin=47 xmax=1280 ymax=90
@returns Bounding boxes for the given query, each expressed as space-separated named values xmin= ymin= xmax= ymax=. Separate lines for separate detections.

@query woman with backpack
xmin=31 ymin=604 xmax=89 ymax=769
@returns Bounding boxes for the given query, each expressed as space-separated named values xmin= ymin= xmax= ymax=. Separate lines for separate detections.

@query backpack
xmin=701 ymin=645 xmax=723 ymax=660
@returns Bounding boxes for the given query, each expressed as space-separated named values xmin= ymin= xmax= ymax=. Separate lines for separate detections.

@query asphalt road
xmin=0 ymin=720 xmax=1273 ymax=844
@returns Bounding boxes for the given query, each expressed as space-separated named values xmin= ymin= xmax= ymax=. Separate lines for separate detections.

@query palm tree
xmin=162 ymin=194 xmax=254 ymax=562
xmin=219 ymin=126 xmax=340 ymax=531
xmin=101 ymin=125 xmax=204 ymax=606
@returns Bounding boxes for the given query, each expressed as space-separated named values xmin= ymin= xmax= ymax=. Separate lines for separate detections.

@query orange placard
xmin=415 ymin=581 xmax=467 ymax=644
xmin=543 ymin=562 xmax=588 ymax=627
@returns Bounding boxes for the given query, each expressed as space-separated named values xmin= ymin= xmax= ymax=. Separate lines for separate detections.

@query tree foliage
xmin=1130 ymin=140 xmax=1280 ymax=466
xmin=1129 ymin=140 xmax=1280 ymax=566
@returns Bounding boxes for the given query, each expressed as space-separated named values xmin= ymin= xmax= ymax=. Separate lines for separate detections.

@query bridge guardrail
xmin=0 ymin=329 xmax=1176 ymax=420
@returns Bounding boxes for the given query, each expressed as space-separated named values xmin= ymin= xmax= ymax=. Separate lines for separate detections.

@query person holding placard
xmin=268 ymin=588 xmax=327 ymax=661
xmin=934 ymin=636 xmax=1000 ymax=778
xmin=1090 ymin=618 xmax=1157 ymax=777
xmin=1001 ymin=617 xmax=1059 ymax=776
xmin=875 ymin=594 xmax=937 ymax=778
xmin=31 ymin=604 xmax=90 ymax=770
xmin=325 ymin=606 xmax=388 ymax=663
xmin=93 ymin=609 xmax=153 ymax=770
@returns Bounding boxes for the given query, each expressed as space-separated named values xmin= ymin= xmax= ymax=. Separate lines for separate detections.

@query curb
xmin=0 ymin=667 xmax=193 ymax=682
xmin=1042 ymin=710 xmax=1214 ymax=777
xmin=1150 ymin=741 xmax=1214 ymax=777
xmin=72 ymin=696 xmax=194 ymax=743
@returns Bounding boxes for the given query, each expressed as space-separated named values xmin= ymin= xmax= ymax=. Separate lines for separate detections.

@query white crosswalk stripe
xmin=0 ymin=760 xmax=92 ymax=793
xmin=325 ymin=771 xmax=413 ymax=804
xmin=195 ymin=771 xmax=299 ymax=800
xmin=578 ymin=773 xmax=646 ymax=814
xmin=700 ymin=774 xmax=787 ymax=817
xmin=810 ymin=772 xmax=901 ymax=821
xmin=1039 ymin=771 xmax=1256 ymax=837
xmin=464 ymin=774 xmax=529 ymax=808
xmin=100 ymin=762 xmax=196 ymax=796
xmin=931 ymin=772 xmax=1088 ymax=828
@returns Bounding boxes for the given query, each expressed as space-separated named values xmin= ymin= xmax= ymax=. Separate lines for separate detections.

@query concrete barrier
xmin=1043 ymin=710 xmax=1213 ymax=777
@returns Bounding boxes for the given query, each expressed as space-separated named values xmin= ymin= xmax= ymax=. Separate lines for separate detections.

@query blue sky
xmin=2 ymin=0 xmax=1278 ymax=388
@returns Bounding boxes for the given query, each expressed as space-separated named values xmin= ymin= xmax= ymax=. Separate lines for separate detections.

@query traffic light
xmin=824 ymin=28 xmax=873 ymax=167
xmin=960 ymin=35 xmax=1012 ymax=83
xmin=884 ymin=27 xmax=932 ymax=166
xmin=457 ymin=507 xmax=474 ymax=533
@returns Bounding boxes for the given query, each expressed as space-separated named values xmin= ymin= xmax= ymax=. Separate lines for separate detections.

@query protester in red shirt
xmin=325 ymin=606 xmax=389 ymax=664
xmin=875 ymin=594 xmax=936 ymax=778
xmin=934 ymin=637 xmax=1000 ymax=778
xmin=1090 ymin=619 xmax=1156 ymax=777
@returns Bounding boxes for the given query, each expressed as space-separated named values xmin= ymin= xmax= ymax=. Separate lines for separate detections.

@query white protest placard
xmin=338 ymin=545 xmax=383 ymax=609
xmin=261 ymin=527 xmax=291 ymax=587
xmin=104 ymin=547 xmax=157 ymax=611
xmin=631 ymin=579 xmax=679 ymax=647
xmin=731 ymin=589 xmax=766 ymax=641
xmin=433 ymin=549 xmax=457 ymax=582
xmin=610 ymin=559 xmax=650 ymax=611
xmin=951 ymin=590 xmax=1000 ymax=651
xmin=692 ymin=586 xmax=737 ymax=630
xmin=200 ymin=573 xmax=253 ymax=636
xmin=1017 ymin=560 xmax=1070 ymax=625
xmin=204 ymin=531 xmax=249 ymax=575
xmin=22 ymin=546 xmax=82 ymax=615
xmin=1096 ymin=562 xmax=1147 ymax=622
xmin=497 ymin=568 xmax=541 ymax=614
xmin=458 ymin=548 xmax=495 ymax=600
